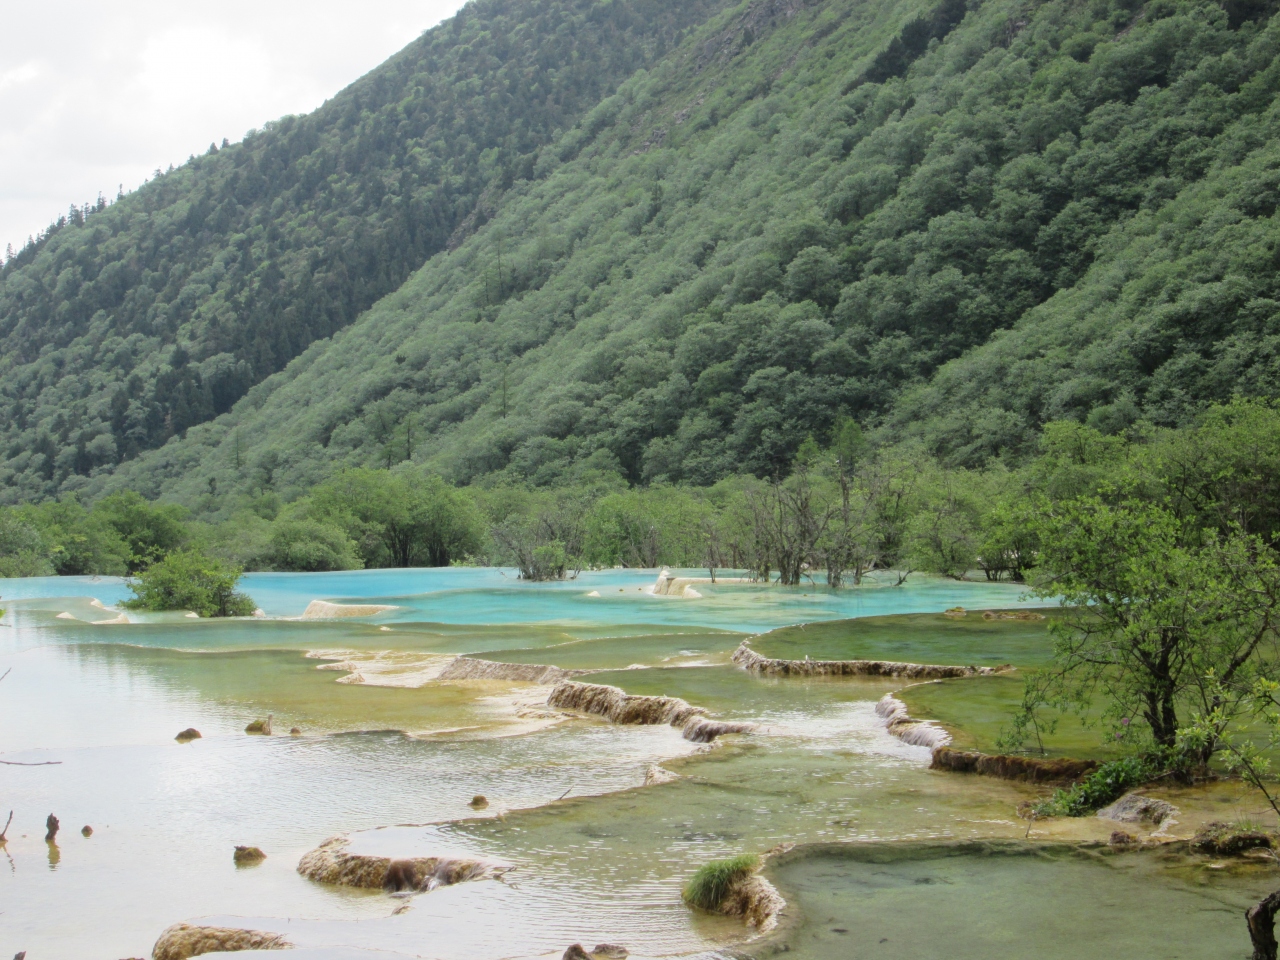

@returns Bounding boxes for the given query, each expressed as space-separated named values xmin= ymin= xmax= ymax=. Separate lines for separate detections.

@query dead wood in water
xmin=1248 ymin=890 xmax=1280 ymax=960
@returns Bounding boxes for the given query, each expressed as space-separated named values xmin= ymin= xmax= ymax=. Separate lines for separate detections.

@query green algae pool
xmin=764 ymin=841 xmax=1271 ymax=960
xmin=0 ymin=569 xmax=1271 ymax=959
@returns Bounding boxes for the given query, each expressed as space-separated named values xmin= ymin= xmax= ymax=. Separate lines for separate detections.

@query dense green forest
xmin=4 ymin=0 xmax=1280 ymax=510
xmin=4 ymin=401 xmax=1276 ymax=588
xmin=0 ymin=0 xmax=731 ymax=500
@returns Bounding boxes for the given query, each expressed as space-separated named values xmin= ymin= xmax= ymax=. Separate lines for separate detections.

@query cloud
xmin=0 ymin=0 xmax=466 ymax=252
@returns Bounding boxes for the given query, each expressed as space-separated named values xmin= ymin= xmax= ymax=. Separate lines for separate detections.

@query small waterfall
xmin=682 ymin=716 xmax=758 ymax=744
xmin=733 ymin=641 xmax=1010 ymax=679
xmin=548 ymin=681 xmax=755 ymax=742
xmin=874 ymin=694 xmax=952 ymax=749
xmin=929 ymin=745 xmax=1098 ymax=783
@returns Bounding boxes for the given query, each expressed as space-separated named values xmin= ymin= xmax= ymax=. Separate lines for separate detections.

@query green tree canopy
xmin=122 ymin=549 xmax=256 ymax=618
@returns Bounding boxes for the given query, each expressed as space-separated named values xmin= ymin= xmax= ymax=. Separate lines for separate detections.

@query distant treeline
xmin=3 ymin=400 xmax=1275 ymax=586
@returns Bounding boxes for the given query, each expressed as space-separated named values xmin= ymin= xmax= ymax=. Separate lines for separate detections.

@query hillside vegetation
xmin=4 ymin=0 xmax=1280 ymax=509
xmin=77 ymin=0 xmax=1280 ymax=510
xmin=0 ymin=0 xmax=731 ymax=501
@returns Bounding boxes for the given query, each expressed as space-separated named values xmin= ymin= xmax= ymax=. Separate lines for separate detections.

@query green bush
xmin=0 ymin=512 xmax=54 ymax=578
xmin=1033 ymin=756 xmax=1156 ymax=818
xmin=681 ymin=854 xmax=760 ymax=911
xmin=122 ymin=549 xmax=256 ymax=618
xmin=95 ymin=491 xmax=190 ymax=572
xmin=264 ymin=519 xmax=362 ymax=572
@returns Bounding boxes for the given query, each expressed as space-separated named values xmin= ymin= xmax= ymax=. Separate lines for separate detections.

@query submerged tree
xmin=123 ymin=550 xmax=256 ymax=618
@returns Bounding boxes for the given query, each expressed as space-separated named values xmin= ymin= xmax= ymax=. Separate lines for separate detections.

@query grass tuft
xmin=681 ymin=854 xmax=760 ymax=911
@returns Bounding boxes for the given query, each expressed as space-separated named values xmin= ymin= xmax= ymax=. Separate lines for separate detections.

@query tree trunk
xmin=1248 ymin=890 xmax=1280 ymax=960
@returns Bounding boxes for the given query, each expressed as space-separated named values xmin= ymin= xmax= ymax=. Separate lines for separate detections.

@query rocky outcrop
xmin=563 ymin=944 xmax=630 ymax=960
xmin=682 ymin=717 xmax=757 ymax=743
xmin=929 ymin=746 xmax=1098 ymax=784
xmin=299 ymin=600 xmax=396 ymax=620
xmin=645 ymin=765 xmax=679 ymax=785
xmin=297 ymin=836 xmax=507 ymax=892
xmin=732 ymin=641 xmax=1010 ymax=679
xmin=438 ymin=657 xmax=582 ymax=685
xmin=245 ymin=716 xmax=272 ymax=735
xmin=1097 ymin=793 xmax=1178 ymax=827
xmin=548 ymin=681 xmax=755 ymax=743
xmin=233 ymin=846 xmax=266 ymax=865
xmin=1193 ymin=822 xmax=1274 ymax=856
xmin=874 ymin=695 xmax=952 ymax=749
xmin=651 ymin=569 xmax=756 ymax=597
xmin=151 ymin=923 xmax=289 ymax=959
xmin=982 ymin=610 xmax=1046 ymax=621
xmin=721 ymin=873 xmax=785 ymax=931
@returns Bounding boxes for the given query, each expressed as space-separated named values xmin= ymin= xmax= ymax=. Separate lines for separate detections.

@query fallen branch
xmin=0 ymin=668 xmax=10 ymax=683
xmin=0 ymin=810 xmax=11 ymax=842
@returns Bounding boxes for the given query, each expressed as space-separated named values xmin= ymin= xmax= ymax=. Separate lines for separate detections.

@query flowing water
xmin=0 ymin=569 xmax=1270 ymax=959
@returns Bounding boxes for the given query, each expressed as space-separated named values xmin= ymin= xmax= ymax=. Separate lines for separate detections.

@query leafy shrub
xmin=123 ymin=549 xmax=256 ymax=617
xmin=264 ymin=519 xmax=362 ymax=572
xmin=95 ymin=491 xmax=190 ymax=572
xmin=1033 ymin=755 xmax=1156 ymax=818
xmin=681 ymin=854 xmax=760 ymax=911
xmin=0 ymin=513 xmax=53 ymax=578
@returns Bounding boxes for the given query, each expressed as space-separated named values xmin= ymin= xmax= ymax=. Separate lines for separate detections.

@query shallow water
xmin=766 ymin=842 xmax=1270 ymax=960
xmin=0 ymin=566 xmax=1036 ymax=629
xmin=0 ymin=569 xmax=1265 ymax=958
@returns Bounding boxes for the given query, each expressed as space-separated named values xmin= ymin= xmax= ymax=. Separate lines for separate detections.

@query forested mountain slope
xmin=91 ymin=0 xmax=1280 ymax=510
xmin=0 ymin=0 xmax=732 ymax=501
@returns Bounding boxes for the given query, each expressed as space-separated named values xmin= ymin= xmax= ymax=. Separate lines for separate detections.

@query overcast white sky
xmin=0 ymin=0 xmax=468 ymax=254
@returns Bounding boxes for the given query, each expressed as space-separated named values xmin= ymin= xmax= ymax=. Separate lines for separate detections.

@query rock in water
xmin=297 ymin=835 xmax=509 ymax=891
xmin=592 ymin=945 xmax=629 ymax=958
xmin=563 ymin=946 xmax=592 ymax=960
xmin=300 ymin=600 xmax=396 ymax=619
xmin=234 ymin=845 xmax=267 ymax=865
xmin=290 ymin=727 xmax=302 ymax=736
xmin=44 ymin=814 xmax=59 ymax=842
xmin=244 ymin=715 xmax=273 ymax=735
xmin=1096 ymin=793 xmax=1178 ymax=827
xmin=645 ymin=765 xmax=679 ymax=786
xmin=470 ymin=795 xmax=489 ymax=809
xmin=152 ymin=922 xmax=289 ymax=959
xmin=81 ymin=825 xmax=93 ymax=838
xmin=1193 ymin=822 xmax=1274 ymax=856
xmin=175 ymin=728 xmax=202 ymax=743
xmin=1109 ymin=831 xmax=1138 ymax=846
